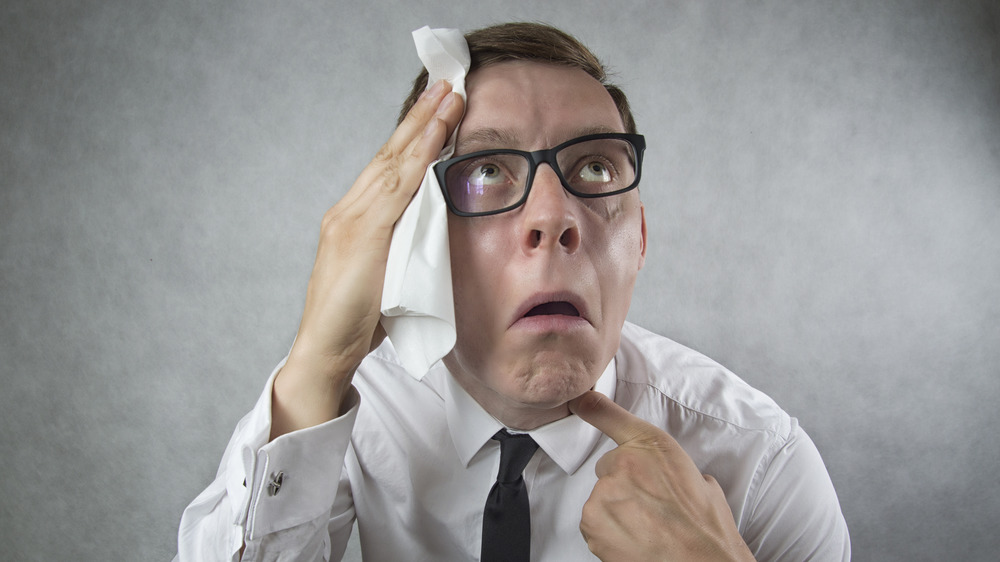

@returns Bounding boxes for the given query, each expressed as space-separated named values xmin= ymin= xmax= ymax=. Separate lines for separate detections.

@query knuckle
xmin=608 ymin=450 xmax=642 ymax=474
xmin=703 ymin=473 xmax=722 ymax=490
xmin=579 ymin=503 xmax=598 ymax=539
xmin=321 ymin=205 xmax=342 ymax=229
xmin=379 ymin=159 xmax=402 ymax=194
xmin=319 ymin=211 xmax=341 ymax=240
xmin=319 ymin=205 xmax=361 ymax=250
xmin=586 ymin=479 xmax=606 ymax=502
xmin=373 ymin=142 xmax=395 ymax=164
xmin=579 ymin=506 xmax=593 ymax=531
xmin=585 ymin=536 xmax=607 ymax=559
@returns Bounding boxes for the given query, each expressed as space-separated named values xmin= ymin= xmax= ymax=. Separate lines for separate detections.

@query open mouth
xmin=524 ymin=301 xmax=581 ymax=317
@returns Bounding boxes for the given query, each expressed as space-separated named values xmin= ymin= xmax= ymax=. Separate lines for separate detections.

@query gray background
xmin=2 ymin=0 xmax=998 ymax=560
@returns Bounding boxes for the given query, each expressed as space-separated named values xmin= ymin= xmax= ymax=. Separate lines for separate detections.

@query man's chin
xmin=509 ymin=358 xmax=599 ymax=407
xmin=444 ymin=340 xmax=609 ymax=427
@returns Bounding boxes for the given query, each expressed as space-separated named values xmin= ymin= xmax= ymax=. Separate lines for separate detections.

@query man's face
xmin=443 ymin=61 xmax=647 ymax=428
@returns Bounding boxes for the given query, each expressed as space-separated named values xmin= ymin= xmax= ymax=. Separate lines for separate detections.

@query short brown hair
xmin=397 ymin=22 xmax=636 ymax=134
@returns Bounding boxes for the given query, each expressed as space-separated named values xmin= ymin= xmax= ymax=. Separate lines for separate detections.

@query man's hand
xmin=270 ymin=80 xmax=465 ymax=439
xmin=568 ymin=391 xmax=756 ymax=562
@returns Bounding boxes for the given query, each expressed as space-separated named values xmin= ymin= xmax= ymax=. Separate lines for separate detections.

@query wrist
xmin=269 ymin=353 xmax=357 ymax=440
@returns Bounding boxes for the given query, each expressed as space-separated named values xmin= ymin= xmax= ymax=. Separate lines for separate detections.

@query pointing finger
xmin=568 ymin=390 xmax=666 ymax=446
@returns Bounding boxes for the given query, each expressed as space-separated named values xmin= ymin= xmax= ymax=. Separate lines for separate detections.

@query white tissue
xmin=380 ymin=27 xmax=470 ymax=379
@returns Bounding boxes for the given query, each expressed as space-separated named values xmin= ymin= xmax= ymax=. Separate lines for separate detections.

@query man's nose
xmin=519 ymin=164 xmax=581 ymax=253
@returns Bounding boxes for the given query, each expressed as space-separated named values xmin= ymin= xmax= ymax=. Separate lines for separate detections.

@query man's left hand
xmin=568 ymin=391 xmax=756 ymax=562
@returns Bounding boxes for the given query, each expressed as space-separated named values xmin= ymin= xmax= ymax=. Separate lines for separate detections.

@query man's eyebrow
xmin=454 ymin=125 xmax=624 ymax=155
xmin=574 ymin=125 xmax=622 ymax=137
xmin=455 ymin=128 xmax=521 ymax=155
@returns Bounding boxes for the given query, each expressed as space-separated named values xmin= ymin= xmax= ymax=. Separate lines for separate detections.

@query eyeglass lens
xmin=444 ymin=137 xmax=638 ymax=215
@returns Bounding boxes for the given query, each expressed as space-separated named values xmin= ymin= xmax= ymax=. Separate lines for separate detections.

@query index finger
xmin=384 ymin=79 xmax=454 ymax=158
xmin=341 ymin=82 xmax=463 ymax=213
xmin=346 ymin=79 xmax=453 ymax=195
xmin=568 ymin=390 xmax=669 ymax=446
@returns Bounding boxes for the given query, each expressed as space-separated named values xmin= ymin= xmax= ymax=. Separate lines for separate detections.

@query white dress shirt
xmin=176 ymin=322 xmax=850 ymax=561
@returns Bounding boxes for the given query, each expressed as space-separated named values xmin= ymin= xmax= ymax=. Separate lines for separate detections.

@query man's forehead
xmin=455 ymin=62 xmax=625 ymax=154
xmin=455 ymin=125 xmax=623 ymax=155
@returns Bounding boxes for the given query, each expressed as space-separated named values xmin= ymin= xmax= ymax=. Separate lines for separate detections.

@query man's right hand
xmin=269 ymin=80 xmax=464 ymax=439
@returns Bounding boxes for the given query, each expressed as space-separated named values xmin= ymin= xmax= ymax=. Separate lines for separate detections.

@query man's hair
xmin=397 ymin=22 xmax=636 ymax=134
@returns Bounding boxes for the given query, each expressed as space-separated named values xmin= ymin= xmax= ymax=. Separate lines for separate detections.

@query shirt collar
xmin=442 ymin=358 xmax=617 ymax=476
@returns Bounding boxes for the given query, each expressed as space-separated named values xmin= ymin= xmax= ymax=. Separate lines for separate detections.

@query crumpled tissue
xmin=380 ymin=26 xmax=470 ymax=379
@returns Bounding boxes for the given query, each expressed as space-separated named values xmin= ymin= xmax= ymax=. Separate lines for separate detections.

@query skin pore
xmin=443 ymin=61 xmax=647 ymax=430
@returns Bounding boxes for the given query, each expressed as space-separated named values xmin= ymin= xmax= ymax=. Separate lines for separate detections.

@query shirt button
xmin=267 ymin=471 xmax=284 ymax=496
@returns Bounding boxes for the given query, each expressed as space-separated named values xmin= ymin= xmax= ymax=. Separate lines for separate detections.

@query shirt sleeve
xmin=742 ymin=418 xmax=851 ymax=561
xmin=175 ymin=359 xmax=361 ymax=562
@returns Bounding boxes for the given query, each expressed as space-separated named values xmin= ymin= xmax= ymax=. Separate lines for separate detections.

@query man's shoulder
xmin=617 ymin=321 xmax=791 ymax=439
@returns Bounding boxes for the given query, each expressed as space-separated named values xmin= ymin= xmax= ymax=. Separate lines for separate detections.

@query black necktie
xmin=481 ymin=429 xmax=539 ymax=562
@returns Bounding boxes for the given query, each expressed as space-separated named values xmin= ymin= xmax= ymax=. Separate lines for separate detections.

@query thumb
xmin=568 ymin=390 xmax=662 ymax=446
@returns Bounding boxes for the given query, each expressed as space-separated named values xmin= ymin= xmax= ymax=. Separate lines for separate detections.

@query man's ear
xmin=638 ymin=202 xmax=647 ymax=270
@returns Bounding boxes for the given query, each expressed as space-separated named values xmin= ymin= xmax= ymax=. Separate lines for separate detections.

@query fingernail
xmin=426 ymin=79 xmax=447 ymax=98
xmin=434 ymin=92 xmax=456 ymax=116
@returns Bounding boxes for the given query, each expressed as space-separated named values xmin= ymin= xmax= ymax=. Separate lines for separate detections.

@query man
xmin=177 ymin=22 xmax=850 ymax=561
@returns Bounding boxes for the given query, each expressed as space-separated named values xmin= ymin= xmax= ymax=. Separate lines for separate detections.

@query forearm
xmin=270 ymin=350 xmax=358 ymax=440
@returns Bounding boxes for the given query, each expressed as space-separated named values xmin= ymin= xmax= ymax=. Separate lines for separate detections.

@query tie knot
xmin=493 ymin=429 xmax=539 ymax=484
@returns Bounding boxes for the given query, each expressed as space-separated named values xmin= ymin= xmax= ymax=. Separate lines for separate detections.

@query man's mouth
xmin=510 ymin=292 xmax=589 ymax=329
xmin=524 ymin=301 xmax=581 ymax=317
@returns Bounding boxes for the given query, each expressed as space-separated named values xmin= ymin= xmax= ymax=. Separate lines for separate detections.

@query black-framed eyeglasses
xmin=434 ymin=133 xmax=646 ymax=217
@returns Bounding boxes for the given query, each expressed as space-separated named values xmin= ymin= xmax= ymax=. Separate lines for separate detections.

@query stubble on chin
xmin=518 ymin=355 xmax=595 ymax=397
xmin=444 ymin=349 xmax=601 ymax=429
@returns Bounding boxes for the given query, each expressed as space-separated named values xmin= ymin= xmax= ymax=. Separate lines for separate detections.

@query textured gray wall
xmin=2 ymin=1 xmax=998 ymax=560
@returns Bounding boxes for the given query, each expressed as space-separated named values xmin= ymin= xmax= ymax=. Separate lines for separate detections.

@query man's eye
xmin=577 ymin=161 xmax=612 ymax=183
xmin=469 ymin=163 xmax=508 ymax=186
